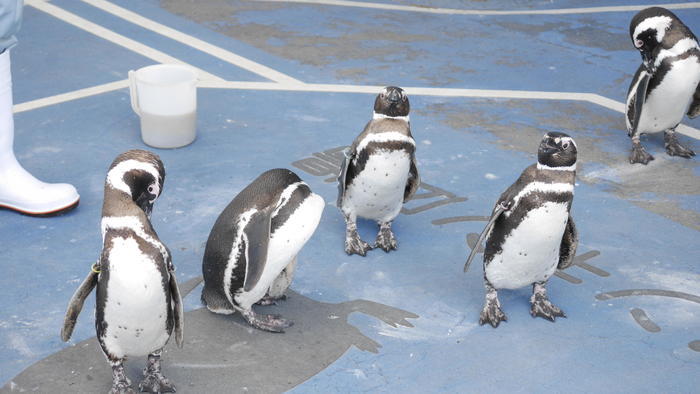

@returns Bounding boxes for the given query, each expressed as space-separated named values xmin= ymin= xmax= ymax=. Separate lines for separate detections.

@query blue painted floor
xmin=1 ymin=0 xmax=699 ymax=392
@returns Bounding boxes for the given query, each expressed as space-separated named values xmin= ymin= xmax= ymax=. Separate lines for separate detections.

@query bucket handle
xmin=128 ymin=70 xmax=141 ymax=116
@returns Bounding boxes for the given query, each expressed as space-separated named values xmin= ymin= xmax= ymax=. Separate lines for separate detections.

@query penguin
xmin=337 ymin=86 xmax=420 ymax=256
xmin=61 ymin=150 xmax=183 ymax=393
xmin=464 ymin=132 xmax=578 ymax=328
xmin=201 ymin=168 xmax=325 ymax=332
xmin=625 ymin=6 xmax=699 ymax=164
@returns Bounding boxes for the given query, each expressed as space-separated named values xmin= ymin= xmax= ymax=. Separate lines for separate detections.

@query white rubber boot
xmin=0 ymin=50 xmax=79 ymax=216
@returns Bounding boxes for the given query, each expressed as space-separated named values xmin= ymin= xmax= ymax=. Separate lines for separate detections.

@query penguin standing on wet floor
xmin=464 ymin=132 xmax=579 ymax=328
xmin=626 ymin=6 xmax=700 ymax=164
xmin=61 ymin=150 xmax=184 ymax=393
xmin=201 ymin=169 xmax=324 ymax=332
xmin=337 ymin=86 xmax=420 ymax=256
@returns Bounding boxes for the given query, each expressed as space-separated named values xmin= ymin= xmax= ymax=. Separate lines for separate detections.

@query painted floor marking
xmin=202 ymin=81 xmax=700 ymax=139
xmin=79 ymin=0 xmax=303 ymax=85
xmin=596 ymin=289 xmax=700 ymax=303
xmin=17 ymin=1 xmax=700 ymax=141
xmin=25 ymin=0 xmax=224 ymax=82
xmin=13 ymin=80 xmax=129 ymax=114
xmin=258 ymin=0 xmax=700 ymax=16
xmin=14 ymin=79 xmax=700 ymax=140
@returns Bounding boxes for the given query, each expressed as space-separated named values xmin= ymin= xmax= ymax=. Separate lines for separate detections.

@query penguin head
xmin=629 ymin=7 xmax=679 ymax=72
xmin=374 ymin=86 xmax=410 ymax=118
xmin=106 ymin=150 xmax=165 ymax=217
xmin=537 ymin=132 xmax=577 ymax=169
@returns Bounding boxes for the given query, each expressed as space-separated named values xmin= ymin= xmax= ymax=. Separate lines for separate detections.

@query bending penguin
xmin=61 ymin=150 xmax=184 ymax=393
xmin=337 ymin=86 xmax=420 ymax=256
xmin=464 ymin=132 xmax=578 ymax=328
xmin=201 ymin=169 xmax=324 ymax=332
xmin=626 ymin=7 xmax=699 ymax=164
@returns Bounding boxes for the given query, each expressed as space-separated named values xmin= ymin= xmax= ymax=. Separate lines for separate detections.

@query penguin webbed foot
xmin=138 ymin=373 xmax=175 ymax=393
xmin=138 ymin=352 xmax=175 ymax=393
xmin=629 ymin=144 xmax=654 ymax=164
xmin=374 ymin=223 xmax=398 ymax=252
xmin=665 ymin=135 xmax=696 ymax=158
xmin=479 ymin=296 xmax=507 ymax=328
xmin=344 ymin=233 xmax=373 ymax=256
xmin=110 ymin=362 xmax=136 ymax=394
xmin=256 ymin=293 xmax=287 ymax=306
xmin=110 ymin=384 xmax=137 ymax=394
xmin=242 ymin=309 xmax=294 ymax=333
xmin=530 ymin=284 xmax=566 ymax=322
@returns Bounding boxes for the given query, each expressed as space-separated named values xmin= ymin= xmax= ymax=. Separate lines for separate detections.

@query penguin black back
xmin=202 ymin=169 xmax=310 ymax=305
xmin=201 ymin=168 xmax=325 ymax=332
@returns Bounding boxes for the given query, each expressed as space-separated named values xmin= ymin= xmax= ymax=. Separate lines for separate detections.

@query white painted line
xmin=677 ymin=124 xmax=700 ymax=139
xmin=198 ymin=80 xmax=383 ymax=93
xmin=13 ymin=80 xmax=130 ymax=114
xmin=25 ymin=0 xmax=224 ymax=82
xmin=80 ymin=0 xmax=303 ymax=85
xmin=14 ymin=79 xmax=700 ymax=140
xmin=258 ymin=0 xmax=700 ymax=15
xmin=199 ymin=81 xmax=700 ymax=139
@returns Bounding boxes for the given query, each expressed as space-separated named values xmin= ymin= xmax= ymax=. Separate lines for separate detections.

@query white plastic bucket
xmin=129 ymin=64 xmax=198 ymax=149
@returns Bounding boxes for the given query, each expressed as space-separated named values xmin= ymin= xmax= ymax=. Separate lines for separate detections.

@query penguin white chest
xmin=234 ymin=193 xmax=325 ymax=309
xmin=486 ymin=202 xmax=569 ymax=290
xmin=344 ymin=150 xmax=411 ymax=222
xmin=641 ymin=57 xmax=700 ymax=133
xmin=102 ymin=237 xmax=170 ymax=358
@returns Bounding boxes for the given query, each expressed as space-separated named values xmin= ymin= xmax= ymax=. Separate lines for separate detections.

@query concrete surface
xmin=1 ymin=0 xmax=699 ymax=392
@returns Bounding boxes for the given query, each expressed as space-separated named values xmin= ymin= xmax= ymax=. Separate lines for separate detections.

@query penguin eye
xmin=562 ymin=142 xmax=570 ymax=150
xmin=634 ymin=39 xmax=644 ymax=48
xmin=148 ymin=184 xmax=156 ymax=195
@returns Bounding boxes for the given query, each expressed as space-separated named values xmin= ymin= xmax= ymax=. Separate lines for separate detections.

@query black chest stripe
xmin=350 ymin=141 xmax=415 ymax=180
xmin=648 ymin=48 xmax=700 ymax=94
xmin=484 ymin=190 xmax=573 ymax=262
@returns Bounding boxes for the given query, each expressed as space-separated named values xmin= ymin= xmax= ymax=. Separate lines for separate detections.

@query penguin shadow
xmin=3 ymin=277 xmax=418 ymax=393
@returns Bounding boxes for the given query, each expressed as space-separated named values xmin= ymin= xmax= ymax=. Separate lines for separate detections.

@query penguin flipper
xmin=336 ymin=147 xmax=354 ymax=207
xmin=557 ymin=215 xmax=579 ymax=270
xmin=243 ymin=208 xmax=274 ymax=292
xmin=464 ymin=202 xmax=508 ymax=273
xmin=403 ymin=155 xmax=420 ymax=203
xmin=169 ymin=270 xmax=184 ymax=348
xmin=60 ymin=267 xmax=98 ymax=342
xmin=687 ymin=81 xmax=700 ymax=119
xmin=627 ymin=66 xmax=651 ymax=137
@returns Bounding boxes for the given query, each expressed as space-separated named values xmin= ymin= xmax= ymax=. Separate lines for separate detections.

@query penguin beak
xmin=539 ymin=141 xmax=558 ymax=156
xmin=540 ymin=139 xmax=559 ymax=153
xmin=641 ymin=52 xmax=655 ymax=73
xmin=142 ymin=204 xmax=153 ymax=218
xmin=135 ymin=191 xmax=154 ymax=217
xmin=542 ymin=147 xmax=558 ymax=155
xmin=387 ymin=90 xmax=401 ymax=104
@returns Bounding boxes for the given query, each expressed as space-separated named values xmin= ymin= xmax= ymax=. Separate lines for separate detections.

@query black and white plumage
xmin=201 ymin=169 xmax=324 ymax=332
xmin=465 ymin=132 xmax=578 ymax=328
xmin=337 ymin=86 xmax=420 ymax=256
xmin=626 ymin=7 xmax=699 ymax=164
xmin=61 ymin=150 xmax=183 ymax=394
